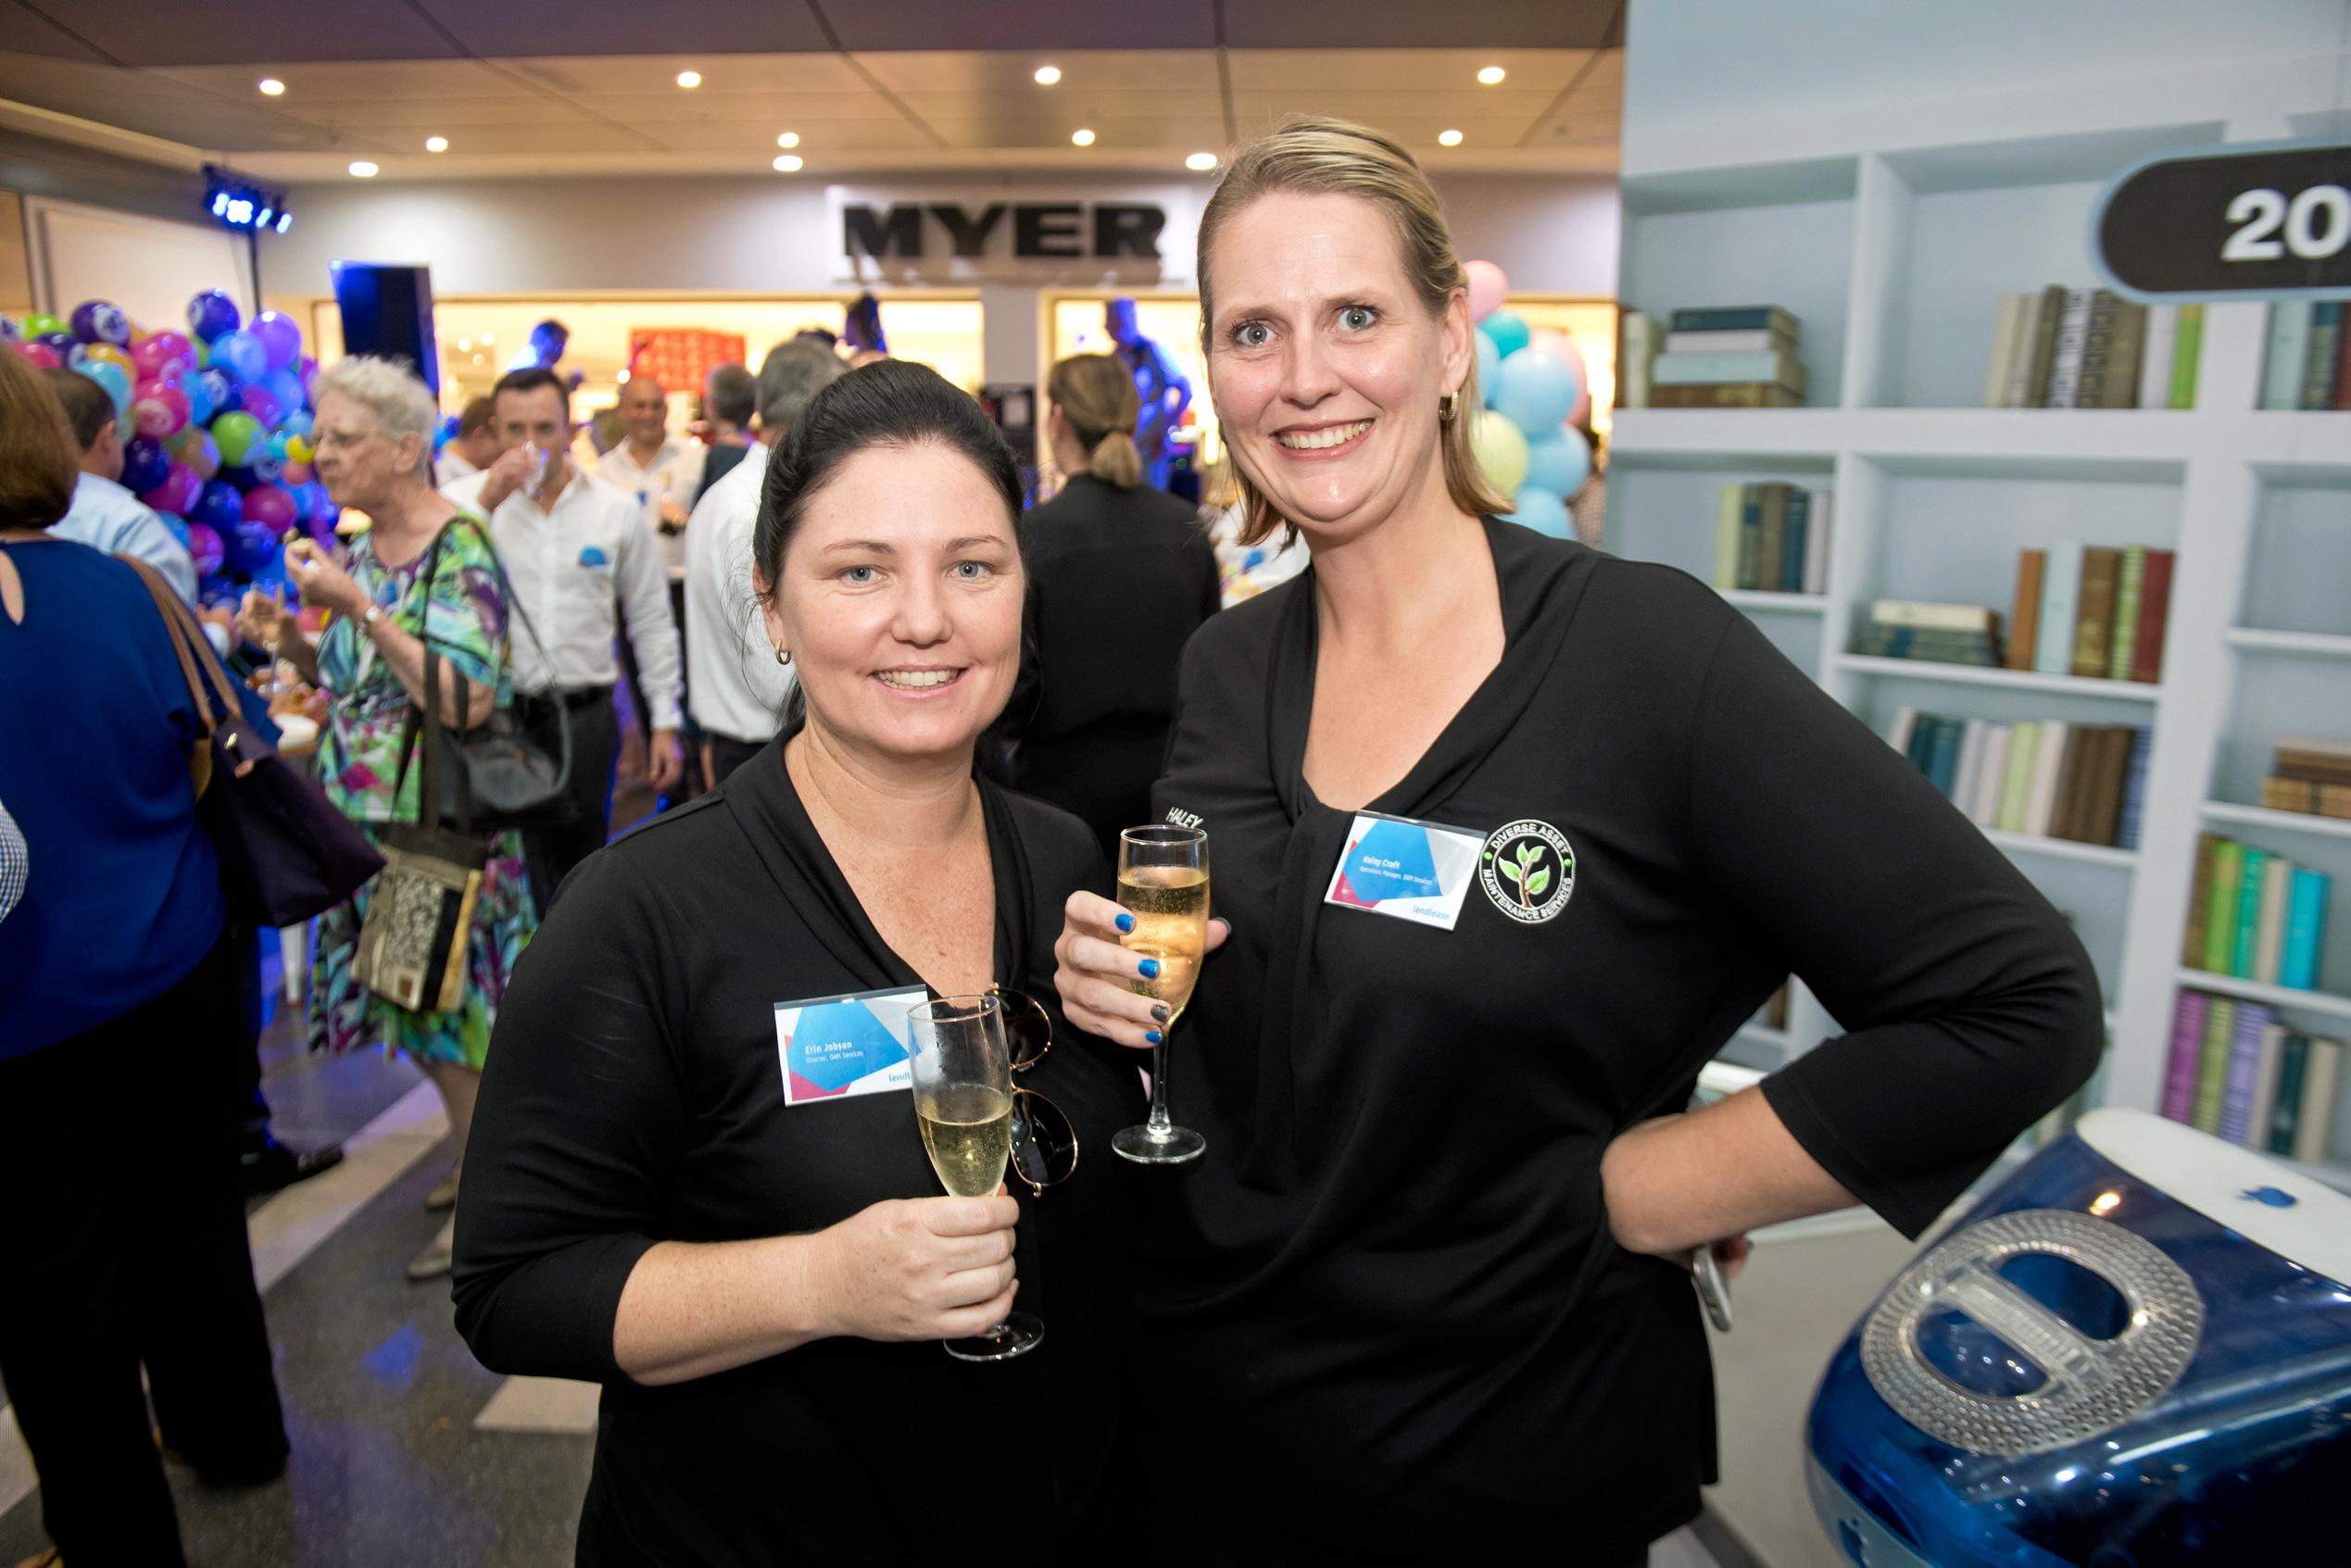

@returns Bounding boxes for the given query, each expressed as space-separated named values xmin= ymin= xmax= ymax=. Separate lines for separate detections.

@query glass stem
xmin=1146 ymin=1029 xmax=1175 ymax=1136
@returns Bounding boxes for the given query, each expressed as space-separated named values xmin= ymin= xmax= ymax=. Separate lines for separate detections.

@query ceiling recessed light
xmin=1034 ymin=64 xmax=1062 ymax=85
xmin=1438 ymin=129 xmax=1464 ymax=146
xmin=258 ymin=78 xmax=285 ymax=96
xmin=773 ymin=154 xmax=804 ymax=172
xmin=348 ymin=160 xmax=379 ymax=178
xmin=776 ymin=131 xmax=799 ymax=148
xmin=675 ymin=69 xmax=702 ymax=89
xmin=1477 ymin=65 xmax=1506 ymax=84
xmin=1186 ymin=151 xmax=1218 ymax=171
xmin=425 ymin=135 xmax=448 ymax=152
xmin=458 ymin=338 xmax=471 ymax=351
xmin=481 ymin=332 xmax=494 ymax=344
xmin=1071 ymin=128 xmax=1095 ymax=147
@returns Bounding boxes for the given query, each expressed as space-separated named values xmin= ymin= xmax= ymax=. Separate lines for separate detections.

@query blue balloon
xmin=119 ymin=434 xmax=172 ymax=494
xmin=244 ymin=445 xmax=285 ymax=484
xmin=261 ymin=367 xmax=305 ymax=415
xmin=1474 ymin=330 xmax=1502 ymax=408
xmin=178 ymin=369 xmax=216 ymax=424
xmin=1503 ymin=484 xmax=1571 ymax=539
xmin=36 ymin=331 xmax=77 ymax=360
xmin=223 ymin=519 xmax=276 ymax=577
xmin=1492 ymin=347 xmax=1581 ymax=434
xmin=193 ymin=366 xmax=240 ymax=413
xmin=187 ymin=289 xmax=241 ymax=343
xmin=280 ymin=408 xmax=314 ymax=441
xmin=76 ymin=359 xmax=132 ymax=415
xmin=193 ymin=479 xmax=245 ymax=533
xmin=1523 ymin=429 xmax=1592 ymax=498
xmin=211 ymin=329 xmax=269 ymax=383
xmin=1482 ymin=309 xmax=1530 ymax=359
xmin=156 ymin=511 xmax=191 ymax=548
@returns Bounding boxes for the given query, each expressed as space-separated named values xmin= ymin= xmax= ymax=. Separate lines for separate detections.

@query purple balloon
xmin=69 ymin=300 xmax=131 ymax=346
xmin=250 ymin=310 xmax=303 ymax=371
xmin=192 ymin=479 xmax=245 ymax=533
xmin=240 ymin=383 xmax=284 ymax=430
xmin=35 ymin=332 xmax=76 ymax=359
xmin=139 ymin=461 xmax=203 ymax=518
xmin=119 ymin=434 xmax=172 ymax=494
xmin=187 ymin=289 xmax=241 ymax=343
xmin=185 ymin=522 xmax=226 ymax=576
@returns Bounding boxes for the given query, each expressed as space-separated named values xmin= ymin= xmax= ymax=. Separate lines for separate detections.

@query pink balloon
xmin=281 ymin=458 xmax=314 ymax=487
xmin=14 ymin=341 xmax=61 ymax=370
xmin=240 ymin=384 xmax=284 ymax=429
xmin=242 ymin=483 xmax=297 ymax=531
xmin=185 ymin=522 xmax=225 ymax=576
xmin=140 ymin=460 xmax=203 ymax=517
xmin=131 ymin=332 xmax=195 ymax=381
xmin=1465 ymin=259 xmax=1510 ymax=324
xmin=132 ymin=377 xmax=191 ymax=439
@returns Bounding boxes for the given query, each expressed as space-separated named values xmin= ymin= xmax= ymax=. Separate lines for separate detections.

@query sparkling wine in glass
xmin=1112 ymin=824 xmax=1209 ymax=1165
xmin=260 ymin=581 xmax=287 ymax=700
xmin=907 ymin=993 xmax=1042 ymax=1362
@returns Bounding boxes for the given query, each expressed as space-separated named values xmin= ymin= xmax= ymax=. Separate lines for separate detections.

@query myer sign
xmin=827 ymin=186 xmax=1200 ymax=284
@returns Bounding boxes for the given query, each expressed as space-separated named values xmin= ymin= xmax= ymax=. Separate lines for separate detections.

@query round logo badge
xmin=1479 ymin=819 xmax=1575 ymax=923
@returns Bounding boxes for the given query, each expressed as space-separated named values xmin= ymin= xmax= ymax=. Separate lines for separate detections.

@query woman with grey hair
xmin=238 ymin=355 xmax=537 ymax=1282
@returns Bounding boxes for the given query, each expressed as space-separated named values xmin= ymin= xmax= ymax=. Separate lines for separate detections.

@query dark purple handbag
xmin=123 ymin=559 xmax=384 ymax=927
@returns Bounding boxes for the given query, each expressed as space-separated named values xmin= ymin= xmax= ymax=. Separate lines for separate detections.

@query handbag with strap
xmin=394 ymin=517 xmax=575 ymax=834
xmin=353 ymin=643 xmax=487 ymax=1014
xmin=121 ymin=558 xmax=385 ymax=928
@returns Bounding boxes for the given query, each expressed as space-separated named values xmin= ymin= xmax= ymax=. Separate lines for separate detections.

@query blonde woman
xmin=1050 ymin=117 xmax=2101 ymax=1563
xmin=1008 ymin=353 xmax=1219 ymax=849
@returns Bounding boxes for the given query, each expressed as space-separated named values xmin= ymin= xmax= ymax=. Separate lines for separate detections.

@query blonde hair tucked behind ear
xmin=1047 ymin=353 xmax=1143 ymax=489
xmin=1198 ymin=115 xmax=1510 ymax=547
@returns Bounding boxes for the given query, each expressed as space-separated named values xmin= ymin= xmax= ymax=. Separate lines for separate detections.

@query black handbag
xmin=396 ymin=518 xmax=575 ymax=834
xmin=122 ymin=558 xmax=385 ymax=927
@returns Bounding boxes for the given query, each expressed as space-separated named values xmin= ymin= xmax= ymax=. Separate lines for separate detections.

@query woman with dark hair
xmin=0 ymin=342 xmax=287 ymax=1567
xmin=454 ymin=359 xmax=1143 ymax=1563
xmin=1011 ymin=352 xmax=1221 ymax=851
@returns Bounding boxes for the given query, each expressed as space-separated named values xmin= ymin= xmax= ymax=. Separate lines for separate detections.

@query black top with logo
xmin=453 ymin=737 xmax=1146 ymax=1565
xmin=1140 ymin=518 xmax=2105 ymax=1562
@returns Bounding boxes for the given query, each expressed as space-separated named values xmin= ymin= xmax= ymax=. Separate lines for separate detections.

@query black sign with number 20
xmin=2093 ymin=141 xmax=2351 ymax=302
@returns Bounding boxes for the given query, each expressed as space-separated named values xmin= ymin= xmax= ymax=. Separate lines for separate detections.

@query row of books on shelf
xmin=1620 ymin=307 xmax=1807 ymax=409
xmin=2163 ymin=990 xmax=2341 ymax=1164
xmin=1857 ymin=601 xmax=2004 ymax=666
xmin=2007 ymin=545 xmax=2171 ymax=683
xmin=1707 ymin=483 xmax=1831 ymax=594
xmin=1980 ymin=288 xmax=2198 ymax=410
xmin=2259 ymin=301 xmax=2351 ymax=411
xmin=2184 ymin=834 xmax=2333 ymax=992
xmin=2260 ymin=734 xmax=2351 ymax=821
xmin=1886 ymin=710 xmax=2147 ymax=849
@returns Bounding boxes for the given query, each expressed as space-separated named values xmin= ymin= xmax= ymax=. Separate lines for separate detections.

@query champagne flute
xmin=260 ymin=581 xmax=287 ymax=699
xmin=1111 ymin=825 xmax=1210 ymax=1165
xmin=907 ymin=994 xmax=1042 ymax=1362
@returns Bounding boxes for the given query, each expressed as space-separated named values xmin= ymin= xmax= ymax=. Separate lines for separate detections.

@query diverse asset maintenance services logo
xmin=1480 ymin=819 xmax=1575 ymax=923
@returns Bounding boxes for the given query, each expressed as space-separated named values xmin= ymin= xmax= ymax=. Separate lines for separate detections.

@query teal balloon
xmin=1492 ymin=347 xmax=1580 ymax=434
xmin=1523 ymin=429 xmax=1591 ymax=497
xmin=1504 ymin=484 xmax=1570 ymax=539
xmin=1474 ymin=329 xmax=1501 ymax=408
xmin=77 ymin=358 xmax=132 ymax=415
xmin=1482 ymin=309 xmax=1530 ymax=359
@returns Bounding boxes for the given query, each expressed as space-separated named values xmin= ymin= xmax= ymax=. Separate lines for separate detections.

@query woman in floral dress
xmin=239 ymin=356 xmax=534 ymax=1282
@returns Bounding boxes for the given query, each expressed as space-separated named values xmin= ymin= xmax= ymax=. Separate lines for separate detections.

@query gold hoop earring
xmin=1438 ymin=392 xmax=1458 ymax=424
xmin=773 ymin=646 xmax=791 ymax=666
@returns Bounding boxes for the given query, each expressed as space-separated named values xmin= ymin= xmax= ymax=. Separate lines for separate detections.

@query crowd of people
xmin=0 ymin=116 xmax=2102 ymax=1568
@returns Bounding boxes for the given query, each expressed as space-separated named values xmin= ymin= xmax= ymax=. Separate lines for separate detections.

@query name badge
xmin=1323 ymin=811 xmax=1484 ymax=931
xmin=775 ymin=985 xmax=928 ymax=1107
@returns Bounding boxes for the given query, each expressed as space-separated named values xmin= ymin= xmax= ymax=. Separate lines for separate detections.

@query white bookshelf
xmin=1607 ymin=103 xmax=2351 ymax=1185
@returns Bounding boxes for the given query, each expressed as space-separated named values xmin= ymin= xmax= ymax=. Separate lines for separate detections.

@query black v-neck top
xmin=1138 ymin=518 xmax=2104 ymax=1560
xmin=453 ymin=737 xmax=1146 ymax=1566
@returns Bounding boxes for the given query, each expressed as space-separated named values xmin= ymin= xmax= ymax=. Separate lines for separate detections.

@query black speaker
xmin=330 ymin=262 xmax=438 ymax=395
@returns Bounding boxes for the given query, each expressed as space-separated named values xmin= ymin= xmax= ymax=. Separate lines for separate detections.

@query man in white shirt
xmin=444 ymin=367 xmax=684 ymax=912
xmin=684 ymin=339 xmax=846 ymax=786
xmin=42 ymin=366 xmax=199 ymax=606
xmin=597 ymin=376 xmax=698 ymax=580
xmin=434 ymin=395 xmax=499 ymax=489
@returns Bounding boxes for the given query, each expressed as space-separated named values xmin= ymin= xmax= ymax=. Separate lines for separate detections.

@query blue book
xmin=1927 ymin=718 xmax=1964 ymax=797
xmin=2282 ymin=868 xmax=2332 ymax=991
xmin=1781 ymin=489 xmax=1810 ymax=593
xmin=1668 ymin=306 xmax=1799 ymax=335
xmin=2117 ymin=725 xmax=2152 ymax=850
xmin=1905 ymin=713 xmax=1944 ymax=772
xmin=2034 ymin=542 xmax=2084 ymax=676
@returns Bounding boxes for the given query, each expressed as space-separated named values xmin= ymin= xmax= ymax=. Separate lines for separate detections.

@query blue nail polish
xmin=1138 ymin=958 xmax=1161 ymax=979
xmin=1146 ymin=1029 xmax=1163 ymax=1045
xmin=1115 ymin=912 xmax=1135 ymax=933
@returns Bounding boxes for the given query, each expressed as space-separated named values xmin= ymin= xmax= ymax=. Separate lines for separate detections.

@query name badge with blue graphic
xmin=774 ymin=985 xmax=928 ymax=1108
xmin=1323 ymin=811 xmax=1484 ymax=931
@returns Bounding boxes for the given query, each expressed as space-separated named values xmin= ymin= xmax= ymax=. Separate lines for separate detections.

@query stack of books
xmin=1708 ymin=483 xmax=1831 ymax=594
xmin=1980 ymin=288 xmax=2197 ymax=408
xmin=1642 ymin=307 xmax=1806 ymax=408
xmin=2259 ymin=302 xmax=2351 ymax=410
xmin=1857 ymin=600 xmax=2002 ymax=666
xmin=2164 ymin=990 xmax=2343 ymax=1163
xmin=2261 ymin=735 xmax=2351 ymax=821
xmin=2005 ymin=544 xmax=2173 ymax=683
xmin=1887 ymin=710 xmax=2150 ymax=849
xmin=2184 ymin=834 xmax=2334 ymax=992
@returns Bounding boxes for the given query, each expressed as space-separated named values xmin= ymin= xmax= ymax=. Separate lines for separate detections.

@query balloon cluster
xmin=1461 ymin=260 xmax=1593 ymax=541
xmin=6 ymin=290 xmax=336 ymax=604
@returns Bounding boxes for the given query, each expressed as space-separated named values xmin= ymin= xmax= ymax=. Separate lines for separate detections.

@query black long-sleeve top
xmin=452 ymin=738 xmax=1146 ymax=1566
xmin=1009 ymin=474 xmax=1221 ymax=847
xmin=1136 ymin=518 xmax=2105 ymax=1562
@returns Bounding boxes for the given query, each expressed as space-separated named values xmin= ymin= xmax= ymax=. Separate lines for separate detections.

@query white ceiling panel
xmin=919 ymin=116 xmax=1234 ymax=150
xmin=636 ymin=119 xmax=945 ymax=154
xmin=508 ymin=53 xmax=871 ymax=95
xmin=271 ymin=96 xmax=603 ymax=131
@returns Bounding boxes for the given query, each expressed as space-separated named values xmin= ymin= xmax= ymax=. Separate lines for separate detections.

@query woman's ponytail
xmin=1088 ymin=428 xmax=1143 ymax=488
xmin=1047 ymin=353 xmax=1147 ymax=488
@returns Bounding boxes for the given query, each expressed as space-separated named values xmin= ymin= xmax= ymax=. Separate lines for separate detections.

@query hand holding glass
xmin=907 ymin=994 xmax=1043 ymax=1361
xmin=1112 ymin=825 xmax=1210 ymax=1164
